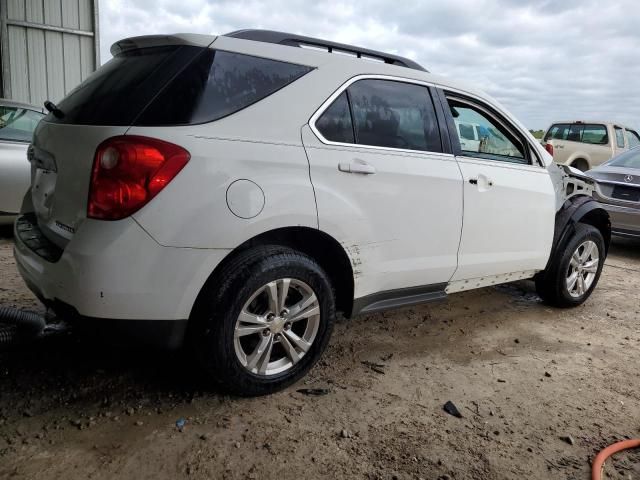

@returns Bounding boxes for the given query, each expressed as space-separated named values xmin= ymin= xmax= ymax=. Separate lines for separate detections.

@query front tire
xmin=192 ymin=246 xmax=335 ymax=396
xmin=535 ymin=224 xmax=605 ymax=307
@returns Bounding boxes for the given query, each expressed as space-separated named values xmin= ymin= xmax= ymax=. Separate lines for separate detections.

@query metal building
xmin=0 ymin=0 xmax=99 ymax=107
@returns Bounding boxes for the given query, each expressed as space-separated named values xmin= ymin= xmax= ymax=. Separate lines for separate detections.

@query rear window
xmin=0 ymin=106 xmax=44 ymax=142
xmin=544 ymin=123 xmax=608 ymax=145
xmin=49 ymin=45 xmax=203 ymax=126
xmin=607 ymin=148 xmax=640 ymax=169
xmin=47 ymin=47 xmax=312 ymax=126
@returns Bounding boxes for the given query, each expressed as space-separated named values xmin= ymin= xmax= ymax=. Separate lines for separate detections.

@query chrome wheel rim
xmin=234 ymin=278 xmax=321 ymax=376
xmin=566 ymin=240 xmax=599 ymax=298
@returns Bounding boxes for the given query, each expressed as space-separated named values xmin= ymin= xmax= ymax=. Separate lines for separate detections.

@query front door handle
xmin=469 ymin=175 xmax=494 ymax=189
xmin=338 ymin=159 xmax=376 ymax=175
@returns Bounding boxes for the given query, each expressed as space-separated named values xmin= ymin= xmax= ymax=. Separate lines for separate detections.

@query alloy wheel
xmin=566 ymin=240 xmax=599 ymax=298
xmin=233 ymin=278 xmax=321 ymax=376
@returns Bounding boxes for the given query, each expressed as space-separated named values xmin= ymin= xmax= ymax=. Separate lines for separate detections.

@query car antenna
xmin=44 ymin=100 xmax=64 ymax=119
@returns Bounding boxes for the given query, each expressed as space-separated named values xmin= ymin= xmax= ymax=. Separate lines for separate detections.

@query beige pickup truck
xmin=542 ymin=121 xmax=640 ymax=171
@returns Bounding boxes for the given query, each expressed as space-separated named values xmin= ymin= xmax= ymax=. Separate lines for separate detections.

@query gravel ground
xmin=1 ymin=224 xmax=640 ymax=480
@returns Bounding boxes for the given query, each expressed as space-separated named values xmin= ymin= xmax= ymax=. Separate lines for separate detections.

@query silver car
xmin=0 ymin=99 xmax=44 ymax=225
xmin=586 ymin=147 xmax=640 ymax=238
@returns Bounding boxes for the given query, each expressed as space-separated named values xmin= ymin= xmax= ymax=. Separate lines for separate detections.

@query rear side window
xmin=315 ymin=92 xmax=354 ymax=143
xmin=136 ymin=50 xmax=313 ymax=125
xmin=47 ymin=46 xmax=312 ymax=126
xmin=347 ymin=79 xmax=441 ymax=152
xmin=0 ymin=106 xmax=44 ymax=142
xmin=615 ymin=127 xmax=626 ymax=148
xmin=50 ymin=45 xmax=204 ymax=126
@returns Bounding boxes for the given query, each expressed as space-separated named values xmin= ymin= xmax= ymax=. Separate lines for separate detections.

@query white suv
xmin=14 ymin=30 xmax=610 ymax=395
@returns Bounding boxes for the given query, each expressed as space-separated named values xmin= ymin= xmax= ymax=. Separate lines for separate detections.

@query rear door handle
xmin=339 ymin=160 xmax=376 ymax=175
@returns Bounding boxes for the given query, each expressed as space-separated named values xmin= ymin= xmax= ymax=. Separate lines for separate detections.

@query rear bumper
xmin=51 ymin=300 xmax=188 ymax=349
xmin=13 ymin=214 xmax=231 ymax=346
xmin=597 ymin=202 xmax=640 ymax=237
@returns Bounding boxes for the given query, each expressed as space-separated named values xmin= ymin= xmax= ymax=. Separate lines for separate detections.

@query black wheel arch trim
xmin=545 ymin=195 xmax=611 ymax=271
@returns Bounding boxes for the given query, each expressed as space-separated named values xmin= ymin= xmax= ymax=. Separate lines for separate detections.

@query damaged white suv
xmin=14 ymin=30 xmax=610 ymax=395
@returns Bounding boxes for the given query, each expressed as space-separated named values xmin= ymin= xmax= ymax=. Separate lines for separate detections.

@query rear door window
xmin=315 ymin=92 xmax=355 ymax=144
xmin=346 ymin=79 xmax=441 ymax=152
xmin=0 ymin=106 xmax=44 ymax=142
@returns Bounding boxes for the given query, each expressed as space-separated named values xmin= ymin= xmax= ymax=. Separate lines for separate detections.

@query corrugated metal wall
xmin=0 ymin=0 xmax=99 ymax=106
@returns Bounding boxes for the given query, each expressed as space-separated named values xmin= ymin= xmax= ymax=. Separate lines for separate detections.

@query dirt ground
xmin=1 ymin=225 xmax=640 ymax=480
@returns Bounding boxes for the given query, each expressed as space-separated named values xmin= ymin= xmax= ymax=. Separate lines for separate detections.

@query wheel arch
xmin=546 ymin=195 xmax=611 ymax=271
xmin=568 ymin=156 xmax=590 ymax=171
xmin=190 ymin=226 xmax=355 ymax=319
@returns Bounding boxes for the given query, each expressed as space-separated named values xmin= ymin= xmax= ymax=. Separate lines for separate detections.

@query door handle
xmin=469 ymin=176 xmax=494 ymax=188
xmin=338 ymin=160 xmax=376 ymax=175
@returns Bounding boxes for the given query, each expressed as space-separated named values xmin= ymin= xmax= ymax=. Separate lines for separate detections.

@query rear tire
xmin=535 ymin=224 xmax=605 ymax=307
xmin=191 ymin=245 xmax=335 ymax=396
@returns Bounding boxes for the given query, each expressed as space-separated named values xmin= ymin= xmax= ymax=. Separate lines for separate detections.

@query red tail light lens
xmin=88 ymin=136 xmax=190 ymax=220
xmin=545 ymin=143 xmax=554 ymax=157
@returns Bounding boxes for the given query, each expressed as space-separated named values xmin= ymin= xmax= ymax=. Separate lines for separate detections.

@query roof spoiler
xmin=110 ymin=34 xmax=216 ymax=57
xmin=225 ymin=29 xmax=427 ymax=72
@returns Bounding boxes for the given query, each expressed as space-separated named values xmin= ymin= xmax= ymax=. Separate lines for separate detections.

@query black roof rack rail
xmin=225 ymin=29 xmax=427 ymax=72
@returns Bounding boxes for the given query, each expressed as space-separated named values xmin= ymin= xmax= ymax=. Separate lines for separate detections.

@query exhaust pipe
xmin=0 ymin=306 xmax=46 ymax=347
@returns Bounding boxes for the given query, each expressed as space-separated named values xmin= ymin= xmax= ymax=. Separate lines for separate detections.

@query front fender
xmin=545 ymin=195 xmax=611 ymax=271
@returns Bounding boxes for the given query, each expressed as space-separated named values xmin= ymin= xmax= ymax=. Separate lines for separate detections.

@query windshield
xmin=606 ymin=147 xmax=640 ymax=169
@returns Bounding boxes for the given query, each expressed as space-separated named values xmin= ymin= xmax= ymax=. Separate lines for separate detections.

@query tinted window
xmin=458 ymin=123 xmax=476 ymax=141
xmin=0 ymin=106 xmax=44 ymax=142
xmin=627 ymin=130 xmax=640 ymax=148
xmin=581 ymin=124 xmax=608 ymax=145
xmin=544 ymin=123 xmax=570 ymax=141
xmin=50 ymin=45 xmax=204 ymax=125
xmin=448 ymin=99 xmax=525 ymax=163
xmin=315 ymin=92 xmax=354 ymax=143
xmin=607 ymin=148 xmax=640 ymax=169
xmin=137 ymin=50 xmax=312 ymax=125
xmin=347 ymin=80 xmax=441 ymax=152
xmin=615 ymin=127 xmax=625 ymax=148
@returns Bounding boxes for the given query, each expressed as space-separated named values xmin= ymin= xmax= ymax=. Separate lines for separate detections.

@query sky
xmin=98 ymin=0 xmax=640 ymax=131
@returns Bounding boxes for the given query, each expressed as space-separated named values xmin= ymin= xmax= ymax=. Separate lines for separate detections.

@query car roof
xmin=0 ymin=98 xmax=44 ymax=113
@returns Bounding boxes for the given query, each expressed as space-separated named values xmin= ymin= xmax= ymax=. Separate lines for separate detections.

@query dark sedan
xmin=586 ymin=147 xmax=640 ymax=238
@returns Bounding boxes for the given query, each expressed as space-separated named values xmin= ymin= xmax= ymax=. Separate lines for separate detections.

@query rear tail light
xmin=88 ymin=136 xmax=190 ymax=220
xmin=545 ymin=143 xmax=554 ymax=157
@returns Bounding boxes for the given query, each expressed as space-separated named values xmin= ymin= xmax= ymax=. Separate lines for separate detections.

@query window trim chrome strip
xmin=308 ymin=74 xmax=449 ymax=157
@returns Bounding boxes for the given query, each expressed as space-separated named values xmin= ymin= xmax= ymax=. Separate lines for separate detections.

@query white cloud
xmin=98 ymin=0 xmax=640 ymax=130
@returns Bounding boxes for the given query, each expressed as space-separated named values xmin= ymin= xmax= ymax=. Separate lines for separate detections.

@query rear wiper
xmin=44 ymin=100 xmax=64 ymax=119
